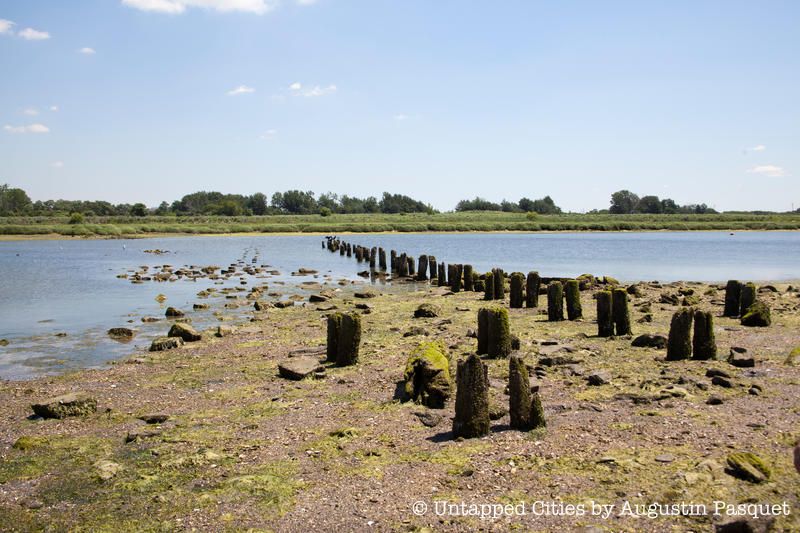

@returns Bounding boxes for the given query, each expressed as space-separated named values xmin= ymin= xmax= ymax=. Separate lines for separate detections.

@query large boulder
xmin=164 ymin=307 xmax=184 ymax=317
xmin=413 ymin=303 xmax=440 ymax=318
xmin=403 ymin=341 xmax=451 ymax=409
xmin=31 ymin=392 xmax=97 ymax=419
xmin=168 ymin=323 xmax=202 ymax=342
xmin=631 ymin=334 xmax=667 ymax=349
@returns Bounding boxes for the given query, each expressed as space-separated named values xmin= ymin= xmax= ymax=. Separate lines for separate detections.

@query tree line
xmin=0 ymin=183 xmax=790 ymax=217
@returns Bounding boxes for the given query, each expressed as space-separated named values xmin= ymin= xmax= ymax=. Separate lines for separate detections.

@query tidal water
xmin=1 ymin=231 xmax=798 ymax=380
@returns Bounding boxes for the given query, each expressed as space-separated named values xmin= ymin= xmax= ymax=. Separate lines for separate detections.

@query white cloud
xmin=289 ymin=82 xmax=302 ymax=90
xmin=4 ymin=123 xmax=50 ymax=134
xmin=121 ymin=0 xmax=276 ymax=14
xmin=259 ymin=129 xmax=277 ymax=140
xmin=227 ymin=85 xmax=255 ymax=96
xmin=750 ymin=144 xmax=766 ymax=152
xmin=18 ymin=28 xmax=50 ymax=40
xmin=0 ymin=19 xmax=15 ymax=34
xmin=393 ymin=113 xmax=409 ymax=121
xmin=51 ymin=161 xmax=64 ymax=168
xmin=748 ymin=165 xmax=786 ymax=178
xmin=299 ymin=85 xmax=336 ymax=98
xmin=296 ymin=0 xmax=318 ymax=5
xmin=23 ymin=108 xmax=39 ymax=116
xmin=50 ymin=105 xmax=59 ymax=112
xmin=79 ymin=47 xmax=96 ymax=55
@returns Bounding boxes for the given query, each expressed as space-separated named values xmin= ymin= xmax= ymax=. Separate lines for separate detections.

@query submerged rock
xmin=108 ymin=327 xmax=136 ymax=340
xmin=31 ymin=392 xmax=97 ymax=419
xmin=168 ymin=323 xmax=202 ymax=342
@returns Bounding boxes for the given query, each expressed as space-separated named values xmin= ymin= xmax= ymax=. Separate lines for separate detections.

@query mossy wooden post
xmin=463 ymin=264 xmax=474 ymax=291
xmin=378 ymin=248 xmax=387 ymax=271
xmin=336 ymin=313 xmax=361 ymax=367
xmin=565 ymin=279 xmax=582 ymax=320
xmin=739 ymin=282 xmax=757 ymax=316
xmin=596 ymin=290 xmax=614 ymax=337
xmin=492 ymin=268 xmax=504 ymax=300
xmin=417 ymin=255 xmax=428 ymax=281
xmin=438 ymin=263 xmax=447 ymax=287
xmin=486 ymin=307 xmax=511 ymax=357
xmin=428 ymin=256 xmax=437 ymax=281
xmin=326 ymin=313 xmax=342 ymax=363
xmin=390 ymin=250 xmax=397 ymax=272
xmin=611 ymin=288 xmax=631 ymax=335
xmin=484 ymin=272 xmax=495 ymax=300
xmin=723 ymin=280 xmax=741 ymax=317
xmin=525 ymin=271 xmax=540 ymax=308
xmin=369 ymin=247 xmax=377 ymax=269
xmin=451 ymin=264 xmax=463 ymax=293
xmin=346 ymin=243 xmax=352 ymax=257
xmin=692 ymin=310 xmax=717 ymax=360
xmin=477 ymin=308 xmax=489 ymax=355
xmin=398 ymin=253 xmax=409 ymax=277
xmin=508 ymin=355 xmax=531 ymax=429
xmin=547 ymin=281 xmax=564 ymax=321
xmin=407 ymin=256 xmax=415 ymax=277
xmin=509 ymin=272 xmax=524 ymax=308
xmin=666 ymin=308 xmax=693 ymax=361
xmin=339 ymin=244 xmax=346 ymax=256
xmin=453 ymin=354 xmax=490 ymax=439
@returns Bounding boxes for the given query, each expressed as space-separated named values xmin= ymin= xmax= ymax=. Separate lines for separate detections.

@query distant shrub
xmin=68 ymin=212 xmax=85 ymax=225
xmin=319 ymin=207 xmax=332 ymax=217
xmin=526 ymin=212 xmax=538 ymax=221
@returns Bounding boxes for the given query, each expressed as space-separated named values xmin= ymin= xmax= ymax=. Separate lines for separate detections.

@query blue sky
xmin=0 ymin=0 xmax=798 ymax=212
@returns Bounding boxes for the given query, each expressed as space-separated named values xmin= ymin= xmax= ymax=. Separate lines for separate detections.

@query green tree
xmin=610 ymin=190 xmax=640 ymax=214
xmin=635 ymin=195 xmax=662 ymax=214
xmin=131 ymin=203 xmax=148 ymax=217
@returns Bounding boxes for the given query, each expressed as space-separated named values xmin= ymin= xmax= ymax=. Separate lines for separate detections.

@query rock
xmin=164 ymin=307 xmax=184 ymax=317
xmin=0 ymin=339 xmax=8 ymax=346
xmin=138 ymin=414 xmax=169 ymax=424
xmin=711 ymin=376 xmax=734 ymax=388
xmin=167 ymin=323 xmax=202 ymax=342
xmin=654 ymin=454 xmax=675 ymax=463
xmin=107 ymin=327 xmax=136 ymax=340
xmin=748 ymin=385 xmax=761 ymax=396
xmin=254 ymin=300 xmax=273 ymax=311
xmin=149 ymin=336 xmax=183 ymax=352
xmin=794 ymin=443 xmax=800 ymax=474
xmin=193 ymin=303 xmax=209 ymax=310
xmin=706 ymin=395 xmax=724 ymax=405
xmin=403 ymin=326 xmax=428 ymax=337
xmin=631 ymin=334 xmax=667 ymax=349
xmin=31 ymin=392 xmax=97 ymax=419
xmin=660 ymin=292 xmax=680 ymax=305
xmin=278 ymin=356 xmax=324 ymax=381
xmin=706 ymin=368 xmax=731 ymax=379
xmin=355 ymin=303 xmax=372 ymax=310
xmin=413 ymin=303 xmax=440 ymax=318
xmin=215 ymin=326 xmax=233 ymax=337
xmin=274 ymin=300 xmax=294 ymax=308
xmin=715 ymin=517 xmax=775 ymax=533
xmin=125 ymin=427 xmax=162 ymax=443
xmin=587 ymin=372 xmax=611 ymax=386
xmin=413 ymin=411 xmax=443 ymax=428
xmin=488 ymin=402 xmax=508 ymax=421
xmin=402 ymin=341 xmax=451 ymax=408
xmin=728 ymin=347 xmax=755 ymax=368
xmin=141 ymin=316 xmax=160 ymax=323
xmin=94 ymin=460 xmax=123 ymax=481
xmin=354 ymin=290 xmax=377 ymax=299
xmin=725 ymin=452 xmax=771 ymax=483
xmin=309 ymin=294 xmax=330 ymax=303
xmin=741 ymin=301 xmax=771 ymax=327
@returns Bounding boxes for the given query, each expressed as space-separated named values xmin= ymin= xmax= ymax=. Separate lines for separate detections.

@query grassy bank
xmin=1 ymin=211 xmax=800 ymax=238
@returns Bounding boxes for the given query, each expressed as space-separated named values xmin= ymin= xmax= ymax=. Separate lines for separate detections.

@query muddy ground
xmin=0 ymin=278 xmax=798 ymax=532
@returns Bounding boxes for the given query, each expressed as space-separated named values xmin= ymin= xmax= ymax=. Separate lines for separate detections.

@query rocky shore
xmin=0 ymin=277 xmax=798 ymax=531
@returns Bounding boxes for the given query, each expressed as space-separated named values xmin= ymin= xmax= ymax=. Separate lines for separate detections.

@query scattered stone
xmin=309 ymin=294 xmax=330 ymax=303
xmin=414 ymin=303 xmax=440 ymax=318
xmin=706 ymin=395 xmax=724 ymax=405
xmin=31 ymin=392 xmax=97 ymax=419
xmin=587 ymin=372 xmax=611 ymax=386
xmin=278 ymin=356 xmax=324 ymax=381
xmin=725 ymin=452 xmax=771 ymax=483
xmin=711 ymin=375 xmax=734 ymax=388
xmin=107 ymin=327 xmax=135 ymax=340
xmin=164 ymin=307 xmax=184 ymax=317
xmin=150 ymin=336 xmax=183 ymax=352
xmin=403 ymin=326 xmax=428 ymax=337
xmin=254 ymin=300 xmax=273 ymax=311
xmin=728 ymin=347 xmax=755 ymax=368
xmin=654 ymin=454 xmax=675 ymax=463
xmin=632 ymin=334 xmax=667 ymax=349
xmin=402 ymin=341 xmax=452 ymax=409
xmin=138 ymin=414 xmax=169 ymax=424
xmin=193 ymin=303 xmax=209 ymax=310
xmin=274 ymin=300 xmax=294 ymax=309
xmin=167 ymin=323 xmax=202 ymax=342
xmin=715 ymin=517 xmax=775 ymax=533
xmin=413 ymin=411 xmax=442 ymax=428
xmin=354 ymin=290 xmax=377 ymax=299
xmin=706 ymin=368 xmax=731 ymax=379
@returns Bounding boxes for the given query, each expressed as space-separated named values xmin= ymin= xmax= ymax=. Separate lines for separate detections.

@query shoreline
xmin=2 ymin=227 xmax=800 ymax=242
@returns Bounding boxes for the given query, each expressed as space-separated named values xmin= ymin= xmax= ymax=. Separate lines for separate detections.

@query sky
xmin=0 ymin=0 xmax=798 ymax=212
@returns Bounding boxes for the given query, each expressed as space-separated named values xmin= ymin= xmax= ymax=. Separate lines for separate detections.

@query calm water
xmin=1 ymin=231 xmax=798 ymax=380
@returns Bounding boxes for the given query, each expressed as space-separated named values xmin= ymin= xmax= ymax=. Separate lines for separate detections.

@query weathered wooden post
xmin=547 ymin=281 xmax=564 ymax=321
xmin=463 ymin=264 xmax=474 ymax=291
xmin=565 ymin=280 xmax=582 ymax=320
xmin=723 ymin=280 xmax=741 ymax=317
xmin=525 ymin=271 xmax=540 ymax=308
xmin=452 ymin=354 xmax=490 ymax=439
xmin=596 ymin=290 xmax=614 ymax=337
xmin=666 ymin=308 xmax=693 ymax=361
xmin=692 ymin=310 xmax=717 ymax=360
xmin=509 ymin=272 xmax=524 ymax=308
xmin=612 ymin=288 xmax=631 ymax=335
